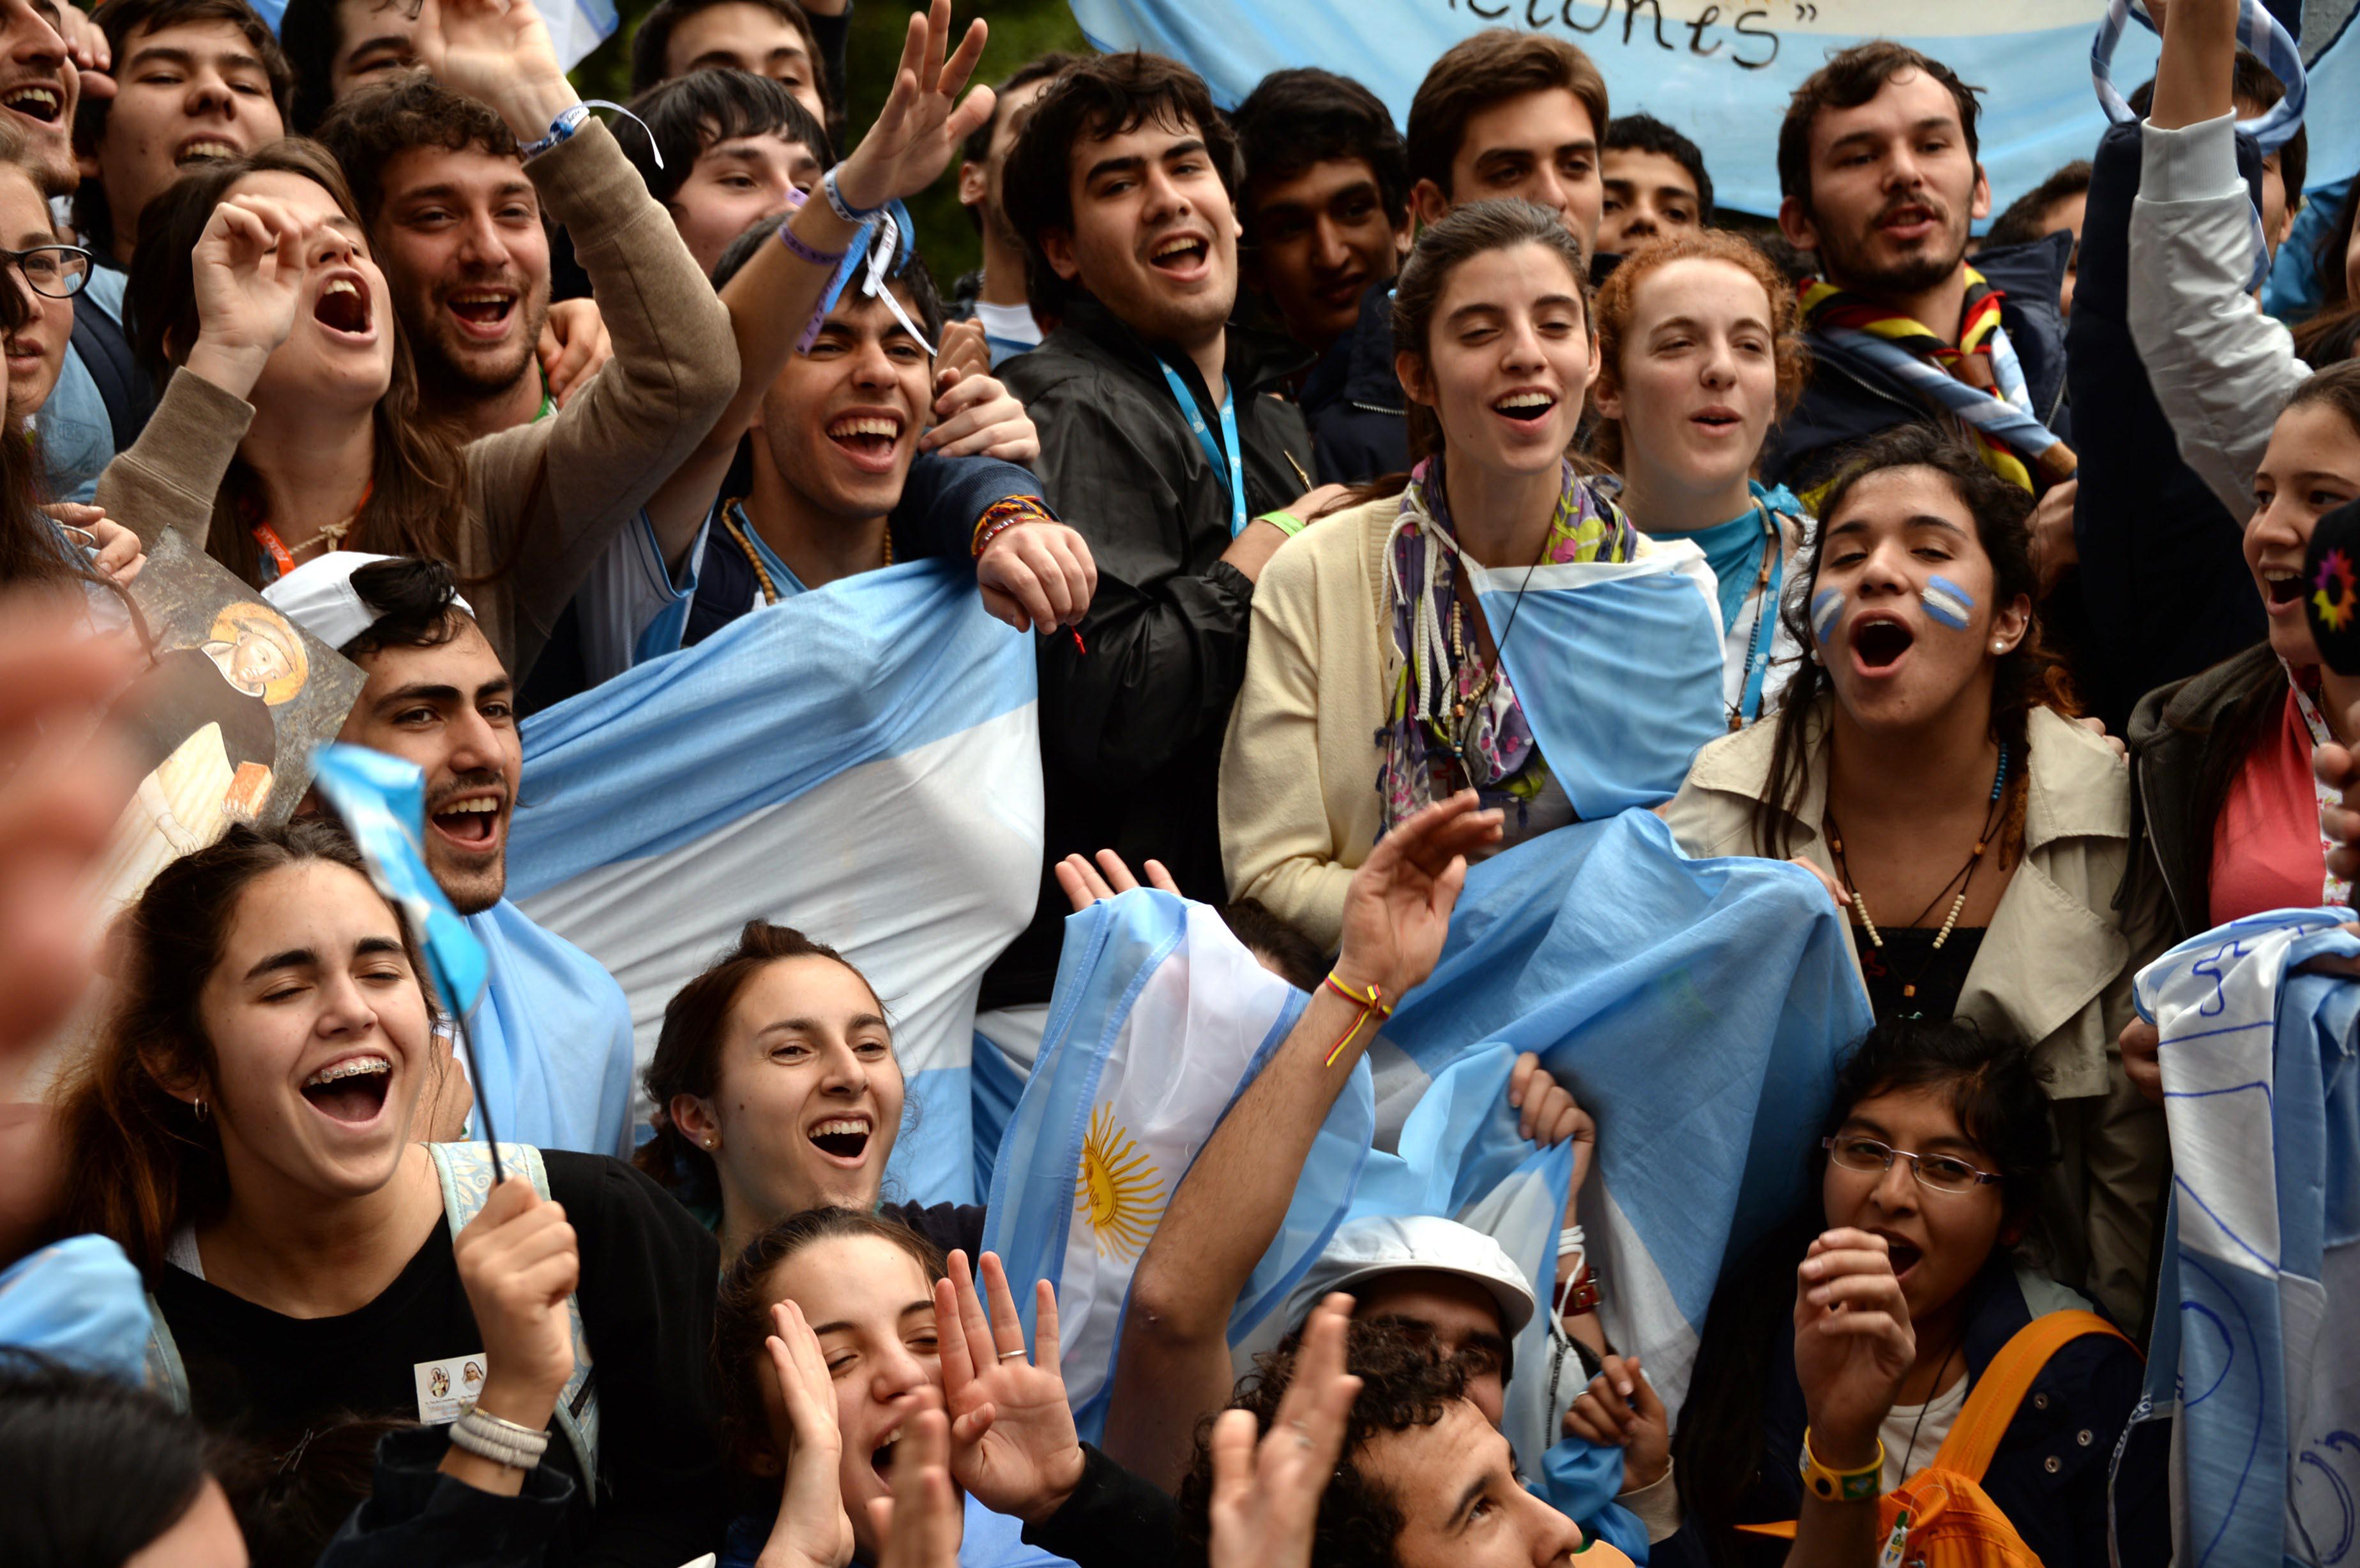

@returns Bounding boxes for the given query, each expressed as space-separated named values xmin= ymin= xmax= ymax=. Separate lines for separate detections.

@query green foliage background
xmin=570 ymin=1 xmax=1090 ymax=282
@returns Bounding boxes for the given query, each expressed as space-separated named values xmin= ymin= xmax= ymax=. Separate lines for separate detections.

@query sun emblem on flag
xmin=2315 ymin=548 xmax=2359 ymax=634
xmin=1075 ymin=1103 xmax=1165 ymax=1261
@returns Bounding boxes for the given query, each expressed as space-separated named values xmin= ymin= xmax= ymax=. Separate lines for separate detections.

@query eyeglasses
xmin=2 ymin=243 xmax=92 ymax=300
xmin=1822 ymin=1135 xmax=2001 ymax=1195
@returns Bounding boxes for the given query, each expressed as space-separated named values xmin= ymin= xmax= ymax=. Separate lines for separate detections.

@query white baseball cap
xmin=1287 ymin=1214 xmax=1537 ymax=1338
xmin=262 ymin=552 xmax=473 ymax=652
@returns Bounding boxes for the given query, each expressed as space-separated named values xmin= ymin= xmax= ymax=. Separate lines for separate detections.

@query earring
xmin=1992 ymin=640 xmax=2007 ymax=653
xmin=191 ymin=1097 xmax=208 ymax=1122
xmin=702 ymin=1137 xmax=716 ymax=1150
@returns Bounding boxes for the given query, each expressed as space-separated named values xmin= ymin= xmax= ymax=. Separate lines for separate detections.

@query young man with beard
xmin=313 ymin=75 xmax=613 ymax=444
xmin=1229 ymin=68 xmax=1411 ymax=487
xmin=1764 ymin=43 xmax=2075 ymax=522
xmin=948 ymin=52 xmax=1073 ymax=365
xmin=989 ymin=50 xmax=1315 ymax=1038
xmin=262 ymin=552 xmax=639 ymax=1159
xmin=1308 ymin=31 xmax=1610 ymax=482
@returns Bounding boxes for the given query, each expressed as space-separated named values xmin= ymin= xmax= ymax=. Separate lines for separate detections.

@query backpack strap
xmin=423 ymin=1142 xmax=601 ymax=1500
xmin=67 ymin=299 xmax=154 ymax=456
xmin=1929 ymin=1309 xmax=2132 ymax=1482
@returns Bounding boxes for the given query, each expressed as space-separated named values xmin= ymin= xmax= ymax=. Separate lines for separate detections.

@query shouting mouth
xmin=1850 ymin=614 xmax=1916 ymax=673
xmin=176 ymin=137 xmax=241 ymax=167
xmin=2263 ymin=566 xmax=2306 ymax=613
xmin=1869 ymin=1228 xmax=1923 ymax=1281
xmin=445 ymin=287 xmax=520 ymax=341
xmin=314 ymin=276 xmax=374 ymax=338
xmin=1148 ymin=231 xmax=1211 ymax=278
xmin=1491 ymin=389 xmax=1557 ymax=430
xmin=0 ymin=82 xmax=63 ymax=126
xmin=429 ymin=792 xmax=503 ymax=853
xmin=301 ymin=1053 xmax=394 ymax=1124
xmin=826 ymin=412 xmax=905 ymax=474
xmin=808 ymin=1115 xmax=872 ymax=1165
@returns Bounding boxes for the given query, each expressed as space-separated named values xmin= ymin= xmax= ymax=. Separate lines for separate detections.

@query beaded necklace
xmin=723 ymin=500 xmax=889 ymax=606
xmin=1824 ymin=746 xmax=2013 ymax=1003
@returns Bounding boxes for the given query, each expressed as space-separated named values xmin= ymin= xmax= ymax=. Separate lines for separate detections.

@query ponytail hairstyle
xmin=2174 ymin=358 xmax=2360 ymax=919
xmin=635 ymin=921 xmax=892 ymax=1205
xmin=711 ymin=1206 xmax=945 ymax=1477
xmin=1587 ymin=229 xmax=1809 ymax=475
xmin=1752 ymin=423 xmax=2080 ymax=862
xmin=123 ymin=139 xmax=472 ymax=589
xmin=1392 ymin=198 xmax=1592 ymax=472
xmin=1671 ymin=1016 xmax=2057 ymax=1565
xmin=51 ymin=819 xmax=438 ymax=1273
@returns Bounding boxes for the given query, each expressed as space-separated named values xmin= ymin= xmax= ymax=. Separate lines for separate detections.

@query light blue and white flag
xmin=1360 ymin=813 xmax=1870 ymax=1424
xmin=508 ymin=560 xmax=1043 ymax=1205
xmin=1063 ymin=2 xmax=2162 ymax=222
xmin=990 ymin=810 xmax=1868 ymax=1454
xmin=1469 ymin=540 xmax=1727 ymax=817
xmin=2129 ymin=909 xmax=2360 ymax=1568
xmin=980 ymin=890 xmax=1361 ymax=1441
xmin=252 ymin=0 xmax=617 ymax=70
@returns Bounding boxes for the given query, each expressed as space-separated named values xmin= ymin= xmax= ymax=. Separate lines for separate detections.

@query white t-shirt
xmin=1879 ymin=1371 xmax=1969 ymax=1489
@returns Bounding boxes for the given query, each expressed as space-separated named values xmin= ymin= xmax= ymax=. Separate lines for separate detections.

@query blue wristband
xmin=520 ymin=103 xmax=591 ymax=161
xmin=821 ymin=165 xmax=884 ymax=224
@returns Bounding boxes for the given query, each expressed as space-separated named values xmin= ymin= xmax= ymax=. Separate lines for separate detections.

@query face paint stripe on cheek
xmin=1811 ymin=587 xmax=1845 ymax=645
xmin=1921 ymin=574 xmax=1974 ymax=631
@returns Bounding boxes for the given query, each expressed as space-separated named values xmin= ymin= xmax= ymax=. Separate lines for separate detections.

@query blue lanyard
xmin=1157 ymin=359 xmax=1247 ymax=537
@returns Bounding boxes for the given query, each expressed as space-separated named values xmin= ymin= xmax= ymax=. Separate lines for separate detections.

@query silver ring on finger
xmin=997 ymin=1347 xmax=1027 ymax=1362
xmin=1289 ymin=1419 xmax=1313 ymax=1450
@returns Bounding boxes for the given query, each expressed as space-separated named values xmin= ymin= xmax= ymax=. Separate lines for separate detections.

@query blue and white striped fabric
xmin=506 ymin=560 xmax=1043 ymax=1205
xmin=990 ymin=809 xmax=1870 ymax=1458
xmin=980 ymin=891 xmax=1349 ymax=1440
xmin=2129 ymin=909 xmax=2360 ymax=1568
xmin=252 ymin=0 xmax=617 ymax=69
xmin=1062 ymin=1 xmax=2160 ymax=224
xmin=0 ymin=1235 xmax=151 ymax=1386
xmin=1358 ymin=814 xmax=1872 ymax=1422
xmin=1467 ymin=541 xmax=1727 ymax=816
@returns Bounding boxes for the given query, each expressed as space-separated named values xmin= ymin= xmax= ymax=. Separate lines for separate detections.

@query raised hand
xmin=870 ymin=1392 xmax=960 ymax=1568
xmin=449 ymin=1177 xmax=579 ymax=1435
xmin=935 ymin=1249 xmax=1085 ymax=1524
xmin=1561 ymin=1353 xmax=1669 ymax=1492
xmin=829 ymin=0 xmax=994 ymax=215
xmin=1508 ymin=1052 xmax=1594 ymax=1166
xmin=1207 ymin=1293 xmax=1361 ymax=1568
xmin=411 ymin=0 xmax=574 ymax=141
xmin=183 ymin=194 xmax=312 ymax=398
xmin=1791 ymin=1228 xmax=1914 ymax=1470
xmin=1055 ymin=848 xmax=1181 ymax=913
xmin=758 ymin=1300 xmax=856 ymax=1568
xmin=1333 ymin=790 xmax=1502 ymax=1001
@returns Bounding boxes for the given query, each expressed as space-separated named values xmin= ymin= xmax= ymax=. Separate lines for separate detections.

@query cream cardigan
xmin=1218 ymin=494 xmax=1402 ymax=950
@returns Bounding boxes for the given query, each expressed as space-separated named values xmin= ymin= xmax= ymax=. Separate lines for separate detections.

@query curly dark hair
xmin=1178 ymin=1318 xmax=1471 ymax=1568
xmin=1753 ymin=423 xmax=2081 ymax=863
xmin=311 ymin=74 xmax=520 ymax=233
xmin=1777 ymin=41 xmax=1982 ymax=220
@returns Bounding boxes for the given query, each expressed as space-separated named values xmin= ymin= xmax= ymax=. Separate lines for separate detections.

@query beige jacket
xmin=1218 ymin=494 xmax=1400 ymax=951
xmin=96 ymin=121 xmax=738 ymax=682
xmin=1661 ymin=701 xmax=2167 ymax=1100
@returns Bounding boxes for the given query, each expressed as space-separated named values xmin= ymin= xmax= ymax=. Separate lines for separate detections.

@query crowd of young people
xmin=0 ymin=0 xmax=2354 ymax=1563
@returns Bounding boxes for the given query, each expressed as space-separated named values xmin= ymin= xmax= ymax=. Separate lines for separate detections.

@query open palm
xmin=1334 ymin=791 xmax=1502 ymax=999
xmin=412 ymin=0 xmax=564 ymax=130
xmin=937 ymin=1251 xmax=1085 ymax=1523
xmin=833 ymin=0 xmax=994 ymax=214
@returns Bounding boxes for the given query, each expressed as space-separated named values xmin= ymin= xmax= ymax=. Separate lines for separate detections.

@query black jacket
xmin=2070 ymin=122 xmax=2271 ymax=734
xmin=2128 ymin=642 xmax=2281 ymax=940
xmin=988 ymin=299 xmax=1313 ymax=1006
xmin=320 ymin=1426 xmax=577 ymax=1568
xmin=1760 ymin=230 xmax=2075 ymax=500
xmin=1666 ymin=1262 xmax=2167 ymax=1568
xmin=1301 ymin=278 xmax=1408 ymax=485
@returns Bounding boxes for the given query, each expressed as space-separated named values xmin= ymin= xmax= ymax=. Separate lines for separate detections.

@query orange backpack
xmin=1743 ymin=1310 xmax=2134 ymax=1568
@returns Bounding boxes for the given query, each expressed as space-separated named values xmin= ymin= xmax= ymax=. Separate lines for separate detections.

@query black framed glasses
xmin=3 ymin=243 xmax=91 ymax=300
xmin=1822 ymin=1135 xmax=2001 ymax=1196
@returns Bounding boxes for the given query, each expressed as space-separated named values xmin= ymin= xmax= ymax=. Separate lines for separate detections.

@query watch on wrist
xmin=1798 ymin=1428 xmax=1884 ymax=1504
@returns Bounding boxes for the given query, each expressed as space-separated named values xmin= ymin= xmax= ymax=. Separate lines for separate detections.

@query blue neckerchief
xmin=1156 ymin=358 xmax=1246 ymax=536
